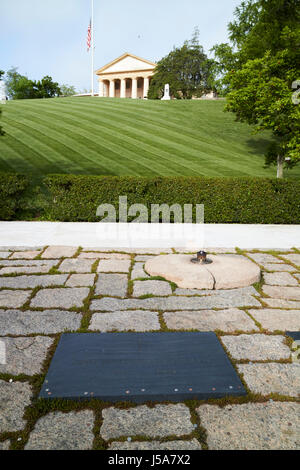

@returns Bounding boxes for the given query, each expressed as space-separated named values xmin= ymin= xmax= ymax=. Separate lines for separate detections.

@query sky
xmin=0 ymin=0 xmax=241 ymax=92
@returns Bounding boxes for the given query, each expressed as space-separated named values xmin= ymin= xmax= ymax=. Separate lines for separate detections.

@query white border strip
xmin=0 ymin=222 xmax=299 ymax=249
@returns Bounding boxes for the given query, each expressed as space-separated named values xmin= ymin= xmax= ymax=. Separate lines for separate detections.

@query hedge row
xmin=0 ymin=173 xmax=29 ymax=220
xmin=44 ymin=175 xmax=300 ymax=224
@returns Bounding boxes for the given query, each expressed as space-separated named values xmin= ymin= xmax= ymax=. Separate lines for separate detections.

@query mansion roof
xmin=95 ymin=53 xmax=157 ymax=76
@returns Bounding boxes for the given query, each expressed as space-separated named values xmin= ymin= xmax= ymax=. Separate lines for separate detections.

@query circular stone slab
xmin=145 ymin=254 xmax=261 ymax=290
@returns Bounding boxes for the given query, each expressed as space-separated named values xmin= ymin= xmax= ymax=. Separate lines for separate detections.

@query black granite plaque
xmin=286 ymin=331 xmax=300 ymax=341
xmin=39 ymin=332 xmax=246 ymax=402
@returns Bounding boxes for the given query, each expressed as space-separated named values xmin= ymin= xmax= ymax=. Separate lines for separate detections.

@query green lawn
xmin=0 ymin=96 xmax=299 ymax=180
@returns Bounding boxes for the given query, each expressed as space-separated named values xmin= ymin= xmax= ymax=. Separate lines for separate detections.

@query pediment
xmin=96 ymin=53 xmax=156 ymax=75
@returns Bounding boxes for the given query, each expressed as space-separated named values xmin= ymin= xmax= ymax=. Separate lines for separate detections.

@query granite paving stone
xmin=238 ymin=363 xmax=300 ymax=397
xmin=163 ymin=309 xmax=258 ymax=332
xmin=91 ymin=290 xmax=260 ymax=311
xmin=95 ymin=274 xmax=128 ymax=297
xmin=89 ymin=310 xmax=160 ymax=332
xmin=175 ymin=288 xmax=213 ymax=296
xmin=173 ymin=247 xmax=204 ymax=253
xmin=109 ymin=440 xmax=201 ymax=450
xmin=25 ymin=411 xmax=95 ymax=450
xmin=262 ymin=285 xmax=300 ymax=300
xmin=0 ymin=440 xmax=10 ymax=450
xmin=263 ymin=272 xmax=298 ymax=286
xmin=97 ymin=259 xmax=131 ymax=273
xmin=246 ymin=253 xmax=282 ymax=264
xmin=134 ymin=255 xmax=155 ymax=262
xmin=0 ymin=290 xmax=31 ymax=308
xmin=258 ymin=249 xmax=292 ymax=253
xmin=83 ymin=248 xmax=172 ymax=254
xmin=263 ymin=298 xmax=300 ymax=308
xmin=41 ymin=246 xmax=78 ymax=259
xmin=66 ymin=274 xmax=96 ymax=287
xmin=0 ymin=260 xmax=58 ymax=268
xmin=0 ymin=310 xmax=81 ymax=335
xmin=294 ymin=273 xmax=300 ymax=281
xmin=0 ymin=266 xmax=53 ymax=275
xmin=10 ymin=251 xmax=41 ymax=259
xmin=197 ymin=402 xmax=300 ymax=450
xmin=205 ymin=247 xmax=237 ymax=254
xmin=0 ymin=380 xmax=32 ymax=433
xmin=175 ymin=286 xmax=258 ymax=296
xmin=249 ymin=308 xmax=300 ymax=331
xmin=100 ymin=404 xmax=194 ymax=440
xmin=131 ymin=262 xmax=150 ymax=280
xmin=221 ymin=334 xmax=290 ymax=360
xmin=0 ymin=336 xmax=54 ymax=375
xmin=58 ymin=258 xmax=94 ymax=273
xmin=263 ymin=263 xmax=297 ymax=272
xmin=0 ymin=246 xmax=44 ymax=251
xmin=282 ymin=254 xmax=300 ymax=266
xmin=79 ymin=252 xmax=131 ymax=260
xmin=133 ymin=280 xmax=172 ymax=297
xmin=0 ymin=275 xmax=68 ymax=289
xmin=0 ymin=252 xmax=10 ymax=259
xmin=30 ymin=287 xmax=90 ymax=309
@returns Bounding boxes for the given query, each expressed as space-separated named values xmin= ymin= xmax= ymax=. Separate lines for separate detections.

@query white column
xmin=132 ymin=77 xmax=138 ymax=99
xmin=109 ymin=80 xmax=115 ymax=98
xmin=120 ymin=79 xmax=126 ymax=98
xmin=98 ymin=80 xmax=104 ymax=97
xmin=144 ymin=77 xmax=150 ymax=98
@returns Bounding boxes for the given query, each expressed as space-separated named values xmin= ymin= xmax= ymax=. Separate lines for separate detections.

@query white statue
xmin=161 ymin=84 xmax=171 ymax=100
xmin=0 ymin=81 xmax=7 ymax=103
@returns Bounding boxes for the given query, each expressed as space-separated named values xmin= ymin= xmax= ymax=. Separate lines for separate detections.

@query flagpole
xmin=91 ymin=0 xmax=94 ymax=96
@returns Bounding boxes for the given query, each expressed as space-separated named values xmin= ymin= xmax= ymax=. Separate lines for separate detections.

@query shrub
xmin=0 ymin=173 xmax=29 ymax=220
xmin=44 ymin=175 xmax=300 ymax=224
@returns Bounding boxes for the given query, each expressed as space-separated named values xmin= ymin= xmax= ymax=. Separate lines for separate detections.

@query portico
xmin=96 ymin=53 xmax=156 ymax=99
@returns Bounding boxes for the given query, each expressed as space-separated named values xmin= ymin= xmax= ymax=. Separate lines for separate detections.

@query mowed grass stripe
xmin=14 ymin=104 xmax=214 ymax=176
xmin=41 ymin=98 xmax=263 ymax=175
xmin=2 ymin=102 xmax=268 ymax=177
xmin=3 ymin=118 xmax=87 ymax=175
xmin=11 ymin=104 xmax=210 ymax=176
xmin=66 ymin=98 xmax=263 ymax=157
xmin=1 ymin=121 xmax=70 ymax=175
xmin=41 ymin=100 xmax=260 ymax=176
xmin=6 ymin=108 xmax=168 ymax=176
xmin=15 ymin=111 xmax=181 ymax=177
xmin=51 ymin=99 xmax=254 ymax=164
xmin=19 ymin=101 xmax=252 ymax=176
xmin=4 ymin=116 xmax=141 ymax=177
xmin=0 ymin=135 xmax=39 ymax=173
xmin=2 ymin=97 xmax=298 ymax=179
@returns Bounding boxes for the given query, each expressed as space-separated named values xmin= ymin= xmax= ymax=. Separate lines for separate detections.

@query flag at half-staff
xmin=87 ymin=20 xmax=92 ymax=52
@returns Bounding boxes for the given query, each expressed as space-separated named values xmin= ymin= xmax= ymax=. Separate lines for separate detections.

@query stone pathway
xmin=0 ymin=246 xmax=299 ymax=450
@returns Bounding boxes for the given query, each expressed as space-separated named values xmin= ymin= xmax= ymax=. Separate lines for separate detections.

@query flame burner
xmin=191 ymin=251 xmax=213 ymax=265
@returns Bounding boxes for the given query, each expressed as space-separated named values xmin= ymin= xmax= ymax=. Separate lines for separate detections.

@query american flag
xmin=87 ymin=20 xmax=92 ymax=52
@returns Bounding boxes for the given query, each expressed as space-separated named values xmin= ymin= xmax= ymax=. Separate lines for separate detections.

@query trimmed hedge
xmin=44 ymin=175 xmax=300 ymax=224
xmin=0 ymin=173 xmax=29 ymax=220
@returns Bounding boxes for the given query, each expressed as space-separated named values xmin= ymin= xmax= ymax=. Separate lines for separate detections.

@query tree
xmin=35 ymin=75 xmax=61 ymax=98
xmin=5 ymin=68 xmax=36 ymax=100
xmin=148 ymin=30 xmax=215 ymax=99
xmin=228 ymin=0 xmax=299 ymax=60
xmin=60 ymin=84 xmax=76 ymax=96
xmin=5 ymin=68 xmax=61 ymax=100
xmin=212 ymin=0 xmax=300 ymax=177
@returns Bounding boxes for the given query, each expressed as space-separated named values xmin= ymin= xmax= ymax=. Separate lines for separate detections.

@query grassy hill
xmin=0 ymin=97 xmax=299 ymax=180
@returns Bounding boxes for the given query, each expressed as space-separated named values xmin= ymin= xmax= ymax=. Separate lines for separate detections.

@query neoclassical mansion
xmin=96 ymin=53 xmax=156 ymax=99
